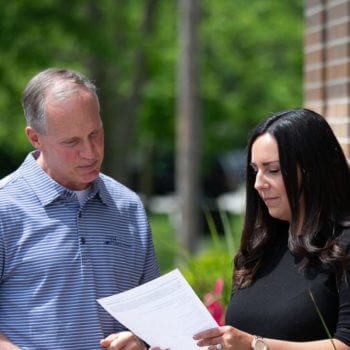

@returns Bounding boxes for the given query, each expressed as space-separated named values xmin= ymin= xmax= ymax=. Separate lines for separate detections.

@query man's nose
xmin=80 ymin=140 xmax=95 ymax=158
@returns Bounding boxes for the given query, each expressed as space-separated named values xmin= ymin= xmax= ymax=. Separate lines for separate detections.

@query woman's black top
xmin=226 ymin=228 xmax=350 ymax=345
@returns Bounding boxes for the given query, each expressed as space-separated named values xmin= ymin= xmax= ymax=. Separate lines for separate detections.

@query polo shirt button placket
xmin=77 ymin=210 xmax=86 ymax=260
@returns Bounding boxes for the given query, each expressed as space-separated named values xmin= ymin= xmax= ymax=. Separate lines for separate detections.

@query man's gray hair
xmin=21 ymin=68 xmax=100 ymax=134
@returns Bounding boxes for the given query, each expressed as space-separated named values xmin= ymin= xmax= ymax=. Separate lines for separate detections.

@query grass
xmin=308 ymin=289 xmax=337 ymax=350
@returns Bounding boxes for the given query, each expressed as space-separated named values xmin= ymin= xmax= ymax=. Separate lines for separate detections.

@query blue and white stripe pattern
xmin=0 ymin=152 xmax=160 ymax=350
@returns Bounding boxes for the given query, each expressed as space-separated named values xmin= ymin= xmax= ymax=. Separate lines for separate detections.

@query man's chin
xmin=79 ymin=170 xmax=100 ymax=184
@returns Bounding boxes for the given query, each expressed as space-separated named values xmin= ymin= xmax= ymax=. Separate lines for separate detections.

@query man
xmin=0 ymin=68 xmax=160 ymax=350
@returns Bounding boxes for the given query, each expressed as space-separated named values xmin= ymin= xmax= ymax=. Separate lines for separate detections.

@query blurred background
xmin=0 ymin=0 xmax=303 ymax=306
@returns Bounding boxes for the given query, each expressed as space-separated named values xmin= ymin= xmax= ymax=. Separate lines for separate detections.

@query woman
xmin=193 ymin=108 xmax=350 ymax=350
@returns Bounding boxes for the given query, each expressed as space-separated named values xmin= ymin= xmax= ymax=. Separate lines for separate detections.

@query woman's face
xmin=251 ymin=133 xmax=292 ymax=222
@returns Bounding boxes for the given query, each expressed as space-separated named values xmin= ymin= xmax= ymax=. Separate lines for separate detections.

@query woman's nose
xmin=254 ymin=171 xmax=268 ymax=190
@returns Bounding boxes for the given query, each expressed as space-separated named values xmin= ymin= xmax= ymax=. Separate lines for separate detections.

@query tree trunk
xmin=114 ymin=0 xmax=158 ymax=187
xmin=176 ymin=0 xmax=201 ymax=253
xmin=86 ymin=0 xmax=158 ymax=189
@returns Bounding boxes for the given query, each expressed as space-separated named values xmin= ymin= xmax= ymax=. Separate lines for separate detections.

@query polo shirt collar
xmin=21 ymin=151 xmax=107 ymax=207
xmin=89 ymin=176 xmax=109 ymax=206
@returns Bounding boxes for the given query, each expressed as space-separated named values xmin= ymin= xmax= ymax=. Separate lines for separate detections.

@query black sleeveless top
xmin=226 ymin=228 xmax=350 ymax=345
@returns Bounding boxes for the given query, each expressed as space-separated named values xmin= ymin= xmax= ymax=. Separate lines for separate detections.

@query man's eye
xmin=64 ymin=140 xmax=78 ymax=146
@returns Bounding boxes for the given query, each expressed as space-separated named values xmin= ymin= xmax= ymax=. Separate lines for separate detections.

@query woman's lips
xmin=263 ymin=197 xmax=278 ymax=205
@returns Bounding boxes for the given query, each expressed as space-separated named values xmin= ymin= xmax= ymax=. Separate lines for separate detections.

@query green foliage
xmin=0 ymin=0 xmax=89 ymax=171
xmin=180 ymin=241 xmax=234 ymax=308
xmin=150 ymin=212 xmax=243 ymax=309
xmin=0 ymin=0 xmax=303 ymax=183
xmin=180 ymin=212 xmax=242 ymax=308
xmin=149 ymin=213 xmax=178 ymax=274
xmin=200 ymin=0 xmax=303 ymax=161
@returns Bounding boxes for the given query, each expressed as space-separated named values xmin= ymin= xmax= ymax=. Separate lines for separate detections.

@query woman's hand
xmin=193 ymin=325 xmax=252 ymax=350
xmin=100 ymin=331 xmax=147 ymax=350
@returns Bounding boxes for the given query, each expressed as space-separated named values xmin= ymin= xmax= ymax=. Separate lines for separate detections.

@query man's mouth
xmin=78 ymin=161 xmax=98 ymax=170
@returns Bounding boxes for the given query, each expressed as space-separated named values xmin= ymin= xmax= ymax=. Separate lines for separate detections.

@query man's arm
xmin=0 ymin=332 xmax=21 ymax=350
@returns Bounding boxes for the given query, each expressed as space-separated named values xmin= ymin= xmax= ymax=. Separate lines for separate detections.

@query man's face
xmin=26 ymin=87 xmax=104 ymax=190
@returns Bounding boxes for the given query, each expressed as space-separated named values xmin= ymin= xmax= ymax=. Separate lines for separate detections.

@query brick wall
xmin=304 ymin=0 xmax=350 ymax=160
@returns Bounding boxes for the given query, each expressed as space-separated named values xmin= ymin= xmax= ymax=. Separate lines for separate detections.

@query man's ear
xmin=25 ymin=126 xmax=43 ymax=150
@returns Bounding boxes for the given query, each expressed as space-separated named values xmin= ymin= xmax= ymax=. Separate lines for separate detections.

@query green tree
xmin=200 ymin=0 xmax=303 ymax=164
xmin=0 ymin=0 xmax=303 ymax=196
xmin=0 ymin=0 xmax=90 ymax=175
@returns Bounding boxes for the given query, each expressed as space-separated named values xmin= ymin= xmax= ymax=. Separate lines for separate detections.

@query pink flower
xmin=204 ymin=278 xmax=225 ymax=326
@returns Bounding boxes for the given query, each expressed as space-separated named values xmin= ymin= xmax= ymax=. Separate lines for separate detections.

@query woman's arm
xmin=193 ymin=326 xmax=350 ymax=350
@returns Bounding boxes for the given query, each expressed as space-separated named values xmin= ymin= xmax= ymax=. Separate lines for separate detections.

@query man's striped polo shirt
xmin=0 ymin=151 xmax=160 ymax=350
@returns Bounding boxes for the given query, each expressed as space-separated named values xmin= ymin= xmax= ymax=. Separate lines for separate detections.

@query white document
xmin=97 ymin=269 xmax=218 ymax=349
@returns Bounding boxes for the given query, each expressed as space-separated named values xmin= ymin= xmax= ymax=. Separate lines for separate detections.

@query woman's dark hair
xmin=233 ymin=108 xmax=350 ymax=289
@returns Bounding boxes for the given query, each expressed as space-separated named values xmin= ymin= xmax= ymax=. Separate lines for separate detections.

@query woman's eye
xmin=268 ymin=168 xmax=280 ymax=174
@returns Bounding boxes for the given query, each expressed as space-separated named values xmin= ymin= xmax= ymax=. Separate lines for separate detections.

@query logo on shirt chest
xmin=103 ymin=235 xmax=132 ymax=248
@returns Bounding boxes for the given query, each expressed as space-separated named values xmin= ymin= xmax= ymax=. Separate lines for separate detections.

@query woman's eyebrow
xmin=250 ymin=160 xmax=280 ymax=167
xmin=262 ymin=160 xmax=280 ymax=166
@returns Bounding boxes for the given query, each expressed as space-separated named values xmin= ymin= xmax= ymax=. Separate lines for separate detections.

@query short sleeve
xmin=135 ymin=197 xmax=160 ymax=284
xmin=0 ymin=220 xmax=4 ymax=282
